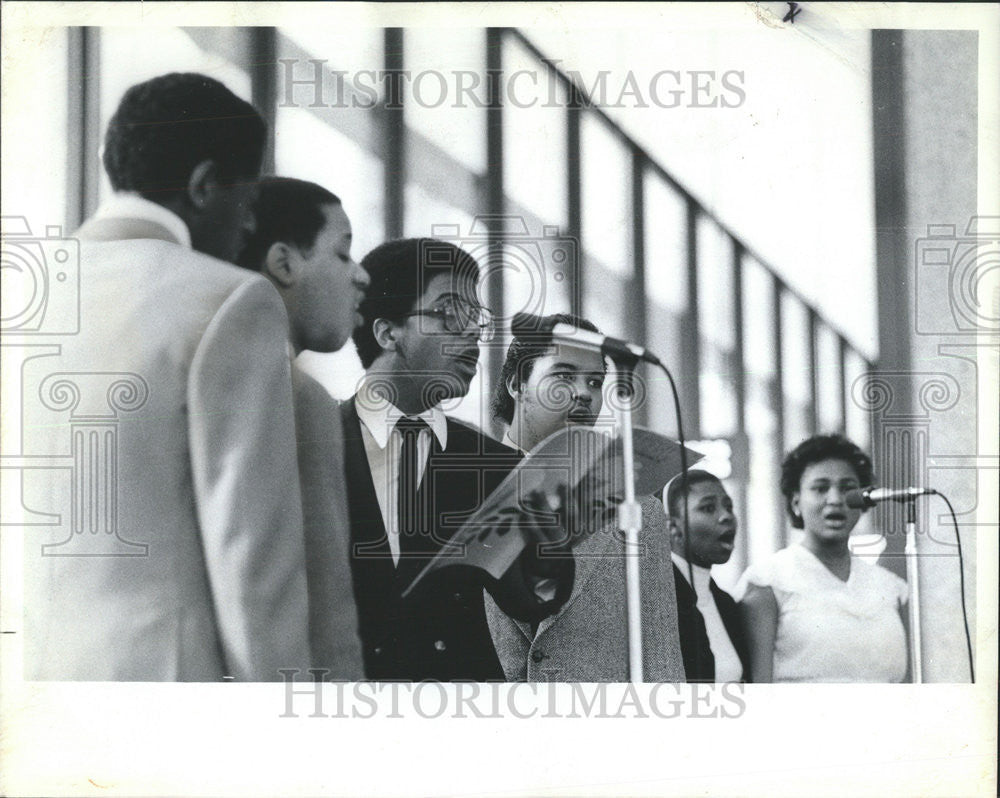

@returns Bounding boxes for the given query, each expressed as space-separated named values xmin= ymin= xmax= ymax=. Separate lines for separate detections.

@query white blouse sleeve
xmin=733 ymin=556 xmax=776 ymax=602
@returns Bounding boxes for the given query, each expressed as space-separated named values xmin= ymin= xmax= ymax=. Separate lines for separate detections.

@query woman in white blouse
xmin=737 ymin=434 xmax=910 ymax=683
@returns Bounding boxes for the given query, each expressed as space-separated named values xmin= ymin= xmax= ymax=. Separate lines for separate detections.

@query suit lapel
xmin=340 ymin=397 xmax=391 ymax=562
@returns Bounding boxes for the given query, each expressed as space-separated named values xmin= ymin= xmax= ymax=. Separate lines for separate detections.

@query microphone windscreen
xmin=844 ymin=489 xmax=869 ymax=509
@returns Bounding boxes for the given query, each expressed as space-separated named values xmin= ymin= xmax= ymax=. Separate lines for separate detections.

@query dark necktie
xmin=396 ymin=416 xmax=430 ymax=559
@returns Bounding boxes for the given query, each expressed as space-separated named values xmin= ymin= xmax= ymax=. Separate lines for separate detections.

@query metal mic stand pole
xmin=903 ymin=498 xmax=923 ymax=683
xmin=612 ymin=357 xmax=643 ymax=683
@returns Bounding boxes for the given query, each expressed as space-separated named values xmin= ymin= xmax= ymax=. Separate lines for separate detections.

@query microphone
xmin=845 ymin=486 xmax=937 ymax=509
xmin=510 ymin=312 xmax=662 ymax=366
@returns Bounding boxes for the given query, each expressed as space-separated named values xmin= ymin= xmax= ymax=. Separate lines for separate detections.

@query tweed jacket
xmin=484 ymin=495 xmax=686 ymax=682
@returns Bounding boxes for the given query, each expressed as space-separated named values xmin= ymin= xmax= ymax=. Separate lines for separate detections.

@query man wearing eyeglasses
xmin=343 ymin=237 xmax=572 ymax=681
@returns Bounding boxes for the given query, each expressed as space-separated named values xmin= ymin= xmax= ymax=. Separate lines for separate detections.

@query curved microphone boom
xmin=510 ymin=312 xmax=662 ymax=366
xmin=845 ymin=486 xmax=938 ymax=509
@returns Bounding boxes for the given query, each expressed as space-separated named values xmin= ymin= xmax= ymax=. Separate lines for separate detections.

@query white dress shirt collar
xmin=671 ymin=552 xmax=710 ymax=587
xmin=94 ymin=192 xmax=192 ymax=248
xmin=355 ymin=389 xmax=448 ymax=451
xmin=501 ymin=429 xmax=524 ymax=453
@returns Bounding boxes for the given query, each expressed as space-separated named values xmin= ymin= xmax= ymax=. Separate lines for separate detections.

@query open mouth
xmin=718 ymin=530 xmax=736 ymax=545
xmin=824 ymin=511 xmax=847 ymax=525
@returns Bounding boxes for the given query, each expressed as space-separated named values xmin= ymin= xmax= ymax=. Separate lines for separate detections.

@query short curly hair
xmin=352 ymin=238 xmax=482 ymax=368
xmin=780 ymin=434 xmax=875 ymax=528
xmin=103 ymin=73 xmax=266 ymax=198
xmin=491 ymin=313 xmax=602 ymax=424
xmin=238 ymin=177 xmax=341 ymax=271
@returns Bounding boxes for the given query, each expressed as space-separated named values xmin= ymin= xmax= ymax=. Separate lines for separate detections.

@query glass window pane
xmin=1 ymin=27 xmax=67 ymax=232
xmin=742 ymin=256 xmax=776 ymax=379
xmin=581 ymin=113 xmax=631 ymax=278
xmin=403 ymin=182 xmax=476 ymax=241
xmin=502 ymin=36 xmax=567 ymax=227
xmin=274 ymin=34 xmax=383 ymax=152
xmin=642 ymin=172 xmax=687 ymax=431
xmin=697 ymin=215 xmax=736 ymax=438
xmin=280 ymin=26 xmax=384 ymax=82
xmin=781 ymin=292 xmax=811 ymax=449
xmin=740 ymin=254 xmax=782 ymax=561
xmin=275 ymin=106 xmax=385 ymax=262
xmin=699 ymin=351 xmax=738 ymax=438
xmin=643 ymin=173 xmax=687 ymax=313
xmin=697 ymin=216 xmax=734 ymax=351
xmin=501 ymin=224 xmax=574 ymax=322
xmin=404 ymin=28 xmax=486 ymax=175
xmin=842 ymin=347 xmax=878 ymax=546
xmin=845 ymin=348 xmax=871 ymax=453
xmin=746 ymin=373 xmax=783 ymax=563
xmin=582 ymin=262 xmax=626 ymax=337
xmin=816 ymin=323 xmax=843 ymax=433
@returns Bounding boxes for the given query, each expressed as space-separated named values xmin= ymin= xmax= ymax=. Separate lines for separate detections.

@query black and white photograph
xmin=0 ymin=2 xmax=996 ymax=796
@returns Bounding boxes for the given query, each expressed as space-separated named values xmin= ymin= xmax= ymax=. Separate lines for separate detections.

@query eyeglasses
xmin=400 ymin=299 xmax=496 ymax=342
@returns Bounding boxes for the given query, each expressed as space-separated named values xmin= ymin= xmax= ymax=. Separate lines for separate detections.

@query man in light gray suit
xmin=21 ymin=73 xmax=310 ymax=681
xmin=484 ymin=314 xmax=686 ymax=681
xmin=239 ymin=177 xmax=370 ymax=679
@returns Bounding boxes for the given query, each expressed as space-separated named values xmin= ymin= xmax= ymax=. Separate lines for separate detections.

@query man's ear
xmin=263 ymin=242 xmax=297 ymax=288
xmin=790 ymin=492 xmax=801 ymax=519
xmin=372 ymin=318 xmax=397 ymax=353
xmin=186 ymin=159 xmax=219 ymax=211
xmin=505 ymin=373 xmax=521 ymax=402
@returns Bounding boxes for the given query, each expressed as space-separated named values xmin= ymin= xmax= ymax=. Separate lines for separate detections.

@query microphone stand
xmin=903 ymin=498 xmax=923 ymax=683
xmin=611 ymin=355 xmax=644 ymax=683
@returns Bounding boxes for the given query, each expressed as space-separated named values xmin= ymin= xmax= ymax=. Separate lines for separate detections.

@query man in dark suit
xmin=665 ymin=470 xmax=750 ymax=682
xmin=239 ymin=177 xmax=370 ymax=679
xmin=344 ymin=238 xmax=571 ymax=681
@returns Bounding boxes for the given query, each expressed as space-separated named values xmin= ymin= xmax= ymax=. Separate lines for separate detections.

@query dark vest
xmin=672 ymin=564 xmax=751 ymax=682
xmin=340 ymin=398 xmax=522 ymax=681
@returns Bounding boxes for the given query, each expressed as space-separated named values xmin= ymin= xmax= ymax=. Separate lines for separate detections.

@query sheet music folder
xmin=401 ymin=426 xmax=702 ymax=598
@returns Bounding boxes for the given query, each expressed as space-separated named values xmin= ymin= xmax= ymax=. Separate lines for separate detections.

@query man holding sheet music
xmin=340 ymin=238 xmax=575 ymax=681
xmin=482 ymin=314 xmax=687 ymax=682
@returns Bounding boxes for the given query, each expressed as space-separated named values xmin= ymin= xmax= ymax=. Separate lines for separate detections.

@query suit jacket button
xmin=434 ymin=640 xmax=447 ymax=651
xmin=531 ymin=651 xmax=546 ymax=663
xmin=373 ymin=646 xmax=382 ymax=656
xmin=453 ymin=592 xmax=463 ymax=602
